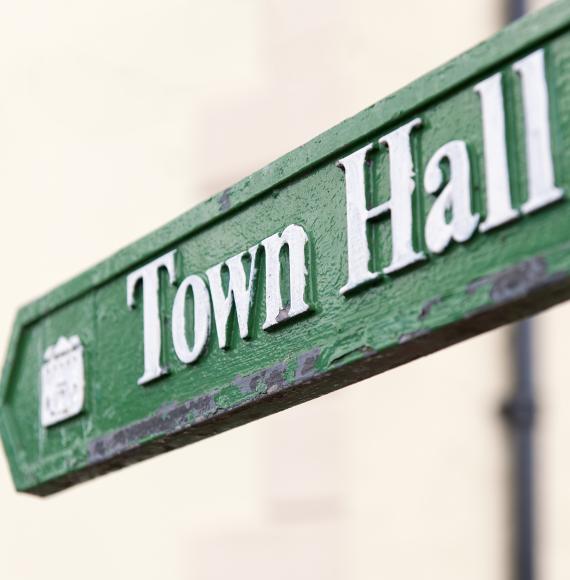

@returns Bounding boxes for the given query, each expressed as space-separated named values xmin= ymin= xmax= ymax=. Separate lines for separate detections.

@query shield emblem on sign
xmin=40 ymin=336 xmax=85 ymax=427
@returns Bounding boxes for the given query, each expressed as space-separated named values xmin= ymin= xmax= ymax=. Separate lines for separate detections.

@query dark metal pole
xmin=508 ymin=0 xmax=527 ymax=21
xmin=503 ymin=320 xmax=536 ymax=580
xmin=502 ymin=4 xmax=536 ymax=579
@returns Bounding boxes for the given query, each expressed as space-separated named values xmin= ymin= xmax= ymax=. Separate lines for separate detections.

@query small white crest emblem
xmin=40 ymin=336 xmax=85 ymax=427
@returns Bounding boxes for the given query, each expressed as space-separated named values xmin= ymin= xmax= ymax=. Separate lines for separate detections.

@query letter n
xmin=261 ymin=224 xmax=311 ymax=329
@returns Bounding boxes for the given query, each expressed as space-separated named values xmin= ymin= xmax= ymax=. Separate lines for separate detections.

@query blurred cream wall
xmin=0 ymin=0 xmax=563 ymax=579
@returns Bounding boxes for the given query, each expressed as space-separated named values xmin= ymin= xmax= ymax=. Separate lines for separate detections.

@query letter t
xmin=127 ymin=251 xmax=177 ymax=385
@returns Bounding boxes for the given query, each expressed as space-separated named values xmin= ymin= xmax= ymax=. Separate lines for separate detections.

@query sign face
xmin=3 ymin=4 xmax=570 ymax=496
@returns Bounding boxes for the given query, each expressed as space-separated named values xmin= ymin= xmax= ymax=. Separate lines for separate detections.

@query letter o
xmin=172 ymin=275 xmax=211 ymax=364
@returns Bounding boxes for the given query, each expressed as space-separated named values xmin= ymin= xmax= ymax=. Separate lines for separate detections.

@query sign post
xmin=2 ymin=3 xmax=570 ymax=496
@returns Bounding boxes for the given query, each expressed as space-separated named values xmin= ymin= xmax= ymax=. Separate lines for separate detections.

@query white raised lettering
xmin=424 ymin=140 xmax=479 ymax=254
xmin=261 ymin=224 xmax=310 ymax=329
xmin=336 ymin=143 xmax=377 ymax=293
xmin=475 ymin=73 xmax=518 ymax=232
xmin=513 ymin=49 xmax=564 ymax=214
xmin=338 ymin=118 xmax=424 ymax=294
xmin=126 ymin=251 xmax=177 ymax=385
xmin=206 ymin=246 xmax=259 ymax=349
xmin=172 ymin=275 xmax=211 ymax=364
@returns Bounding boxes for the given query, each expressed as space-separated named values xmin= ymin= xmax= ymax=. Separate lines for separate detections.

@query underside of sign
xmin=2 ymin=3 xmax=570 ymax=496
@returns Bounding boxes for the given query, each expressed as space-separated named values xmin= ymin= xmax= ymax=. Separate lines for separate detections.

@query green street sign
xmin=3 ymin=3 xmax=570 ymax=496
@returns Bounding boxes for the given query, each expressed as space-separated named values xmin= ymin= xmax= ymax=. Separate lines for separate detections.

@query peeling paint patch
xmin=295 ymin=348 xmax=321 ymax=381
xmin=329 ymin=345 xmax=372 ymax=368
xmin=234 ymin=363 xmax=287 ymax=395
xmin=218 ymin=188 xmax=232 ymax=212
xmin=419 ymin=297 xmax=442 ymax=320
xmin=399 ymin=329 xmax=430 ymax=344
xmin=88 ymin=392 xmax=219 ymax=464
xmin=276 ymin=306 xmax=290 ymax=323
xmin=467 ymin=257 xmax=548 ymax=303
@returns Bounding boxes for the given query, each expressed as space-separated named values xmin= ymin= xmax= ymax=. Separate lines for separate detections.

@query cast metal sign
xmin=2 ymin=3 xmax=570 ymax=495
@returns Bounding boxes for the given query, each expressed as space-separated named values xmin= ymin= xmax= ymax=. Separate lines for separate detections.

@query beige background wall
xmin=0 ymin=1 xmax=564 ymax=579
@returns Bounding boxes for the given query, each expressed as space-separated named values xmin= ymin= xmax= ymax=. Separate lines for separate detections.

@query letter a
xmin=424 ymin=140 xmax=479 ymax=254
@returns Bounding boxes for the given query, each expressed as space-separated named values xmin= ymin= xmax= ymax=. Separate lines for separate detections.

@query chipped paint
xmin=467 ymin=257 xmax=548 ymax=303
xmin=398 ymin=329 xmax=431 ymax=344
xmin=419 ymin=297 xmax=442 ymax=320
xmin=234 ymin=363 xmax=287 ymax=395
xmin=88 ymin=393 xmax=220 ymax=464
xmin=218 ymin=188 xmax=232 ymax=212
xmin=328 ymin=345 xmax=373 ymax=368
xmin=295 ymin=348 xmax=322 ymax=382
xmin=276 ymin=307 xmax=290 ymax=323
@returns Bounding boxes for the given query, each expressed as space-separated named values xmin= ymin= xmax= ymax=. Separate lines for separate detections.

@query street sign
xmin=3 ymin=3 xmax=570 ymax=496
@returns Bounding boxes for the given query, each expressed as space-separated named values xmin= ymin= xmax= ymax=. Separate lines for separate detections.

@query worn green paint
xmin=3 ymin=3 xmax=570 ymax=495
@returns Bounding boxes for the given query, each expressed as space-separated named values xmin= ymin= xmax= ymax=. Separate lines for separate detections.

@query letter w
xmin=206 ymin=245 xmax=259 ymax=349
